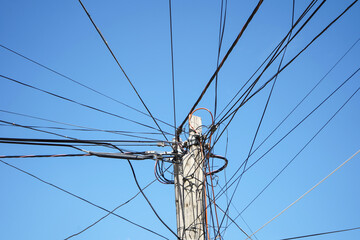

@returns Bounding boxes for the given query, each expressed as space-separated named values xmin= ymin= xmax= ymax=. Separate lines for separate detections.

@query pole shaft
xmin=174 ymin=115 xmax=205 ymax=239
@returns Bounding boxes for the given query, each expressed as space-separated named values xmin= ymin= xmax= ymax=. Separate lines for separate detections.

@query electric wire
xmin=210 ymin=0 xmax=355 ymax=157
xmin=225 ymin=82 xmax=360 ymax=232
xmin=214 ymin=65 xmax=360 ymax=205
xmin=0 ymin=74 xmax=173 ymax=135
xmin=0 ymin=44 xmax=173 ymax=129
xmin=0 ymin=153 xmax=91 ymax=159
xmin=65 ymin=177 xmax=158 ymax=239
xmin=77 ymin=0 xmax=170 ymax=144
xmin=231 ymin=0 xmax=358 ymax=121
xmin=214 ymin=0 xmax=228 ymax=119
xmin=280 ymin=226 xmax=360 ymax=240
xmin=215 ymin=0 xmax=324 ymax=127
xmin=168 ymin=0 xmax=177 ymax=132
xmin=245 ymin=148 xmax=360 ymax=240
xmin=0 ymin=159 xmax=169 ymax=239
xmin=249 ymin=36 xmax=360 ymax=161
xmin=214 ymin=0 xmax=319 ymax=125
xmin=217 ymin=1 xmax=296 ymax=233
xmin=184 ymin=64 xmax=360 ymax=233
xmin=0 ymin=109 xmax=171 ymax=141
xmin=177 ymin=0 xmax=264 ymax=135
xmin=126 ymin=158 xmax=179 ymax=239
xmin=0 ymin=119 xmax=77 ymax=140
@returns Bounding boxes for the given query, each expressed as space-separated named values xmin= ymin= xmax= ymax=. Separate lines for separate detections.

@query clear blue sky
xmin=0 ymin=0 xmax=359 ymax=239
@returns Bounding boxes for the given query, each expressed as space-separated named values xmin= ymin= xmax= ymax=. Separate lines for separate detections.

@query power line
xmin=65 ymin=177 xmax=158 ymax=239
xmin=226 ymin=83 xmax=360 ymax=232
xmin=0 ymin=43 xmax=173 ymax=129
xmin=214 ymin=0 xmax=320 ymax=126
xmin=176 ymin=0 xmax=264 ymax=135
xmin=0 ymin=153 xmax=91 ymax=159
xmin=245 ymin=148 xmax=360 ymax=240
xmin=186 ymin=65 xmax=360 ymax=232
xmin=0 ymin=74 xmax=172 ymax=134
xmin=168 ymin=0 xmax=177 ymax=133
xmin=218 ymin=0 xmax=297 ymax=234
xmin=248 ymin=36 xmax=360 ymax=162
xmin=0 ymin=159 xmax=169 ymax=239
xmin=210 ymin=0 xmax=356 ymax=156
xmin=77 ymin=0 xmax=170 ymax=144
xmin=280 ymin=226 xmax=360 ymax=240
xmin=214 ymin=0 xmax=228 ymax=119
xmin=0 ymin=109 xmax=172 ymax=141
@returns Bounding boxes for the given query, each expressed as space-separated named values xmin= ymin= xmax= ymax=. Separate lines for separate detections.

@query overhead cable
xmin=244 ymin=148 xmax=360 ymax=240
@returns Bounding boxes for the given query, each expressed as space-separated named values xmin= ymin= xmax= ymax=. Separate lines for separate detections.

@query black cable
xmin=0 ymin=44 xmax=173 ymax=129
xmin=0 ymin=119 xmax=77 ymax=140
xmin=126 ymin=159 xmax=179 ymax=239
xmin=213 ymin=65 xmax=360 ymax=205
xmin=0 ymin=74 xmax=173 ymax=135
xmin=0 ymin=159 xmax=169 ymax=239
xmin=214 ymin=0 xmax=228 ymax=119
xmin=0 ymin=123 xmax=168 ymax=141
xmin=77 ymin=0 xmax=170 ymax=144
xmin=0 ymin=137 xmax=169 ymax=144
xmin=217 ymin=1 xmax=297 ymax=232
xmin=215 ymin=0 xmax=324 ymax=127
xmin=248 ymin=36 xmax=360 ymax=162
xmin=228 ymin=83 xmax=360 ymax=231
xmin=177 ymin=0 xmax=264 ymax=135
xmin=211 ymin=34 xmax=360 ymax=199
xmin=211 ymin=0 xmax=355 ymax=155
xmin=0 ymin=153 xmax=91 ymax=159
xmin=185 ymin=64 xmax=360 ymax=233
xmin=0 ymin=109 xmax=173 ymax=141
xmin=215 ymin=0 xmax=318 ymax=123
xmin=168 ymin=0 xmax=177 ymax=133
xmin=280 ymin=226 xmax=360 ymax=240
xmin=65 ymin=177 xmax=158 ymax=239
xmin=232 ymin=0 xmax=358 ymax=118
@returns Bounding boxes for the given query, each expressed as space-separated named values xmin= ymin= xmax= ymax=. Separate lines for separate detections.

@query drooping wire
xmin=126 ymin=155 xmax=180 ymax=239
xmin=0 ymin=44 xmax=173 ymax=129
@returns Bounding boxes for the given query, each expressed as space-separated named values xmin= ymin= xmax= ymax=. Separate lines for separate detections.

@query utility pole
xmin=174 ymin=115 xmax=205 ymax=240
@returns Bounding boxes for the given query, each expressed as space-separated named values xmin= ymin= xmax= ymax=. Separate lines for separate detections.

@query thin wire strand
xmin=245 ymin=148 xmax=360 ymax=240
xmin=280 ymin=226 xmax=360 ymax=240
xmin=0 ymin=159 xmax=169 ymax=239
xmin=77 ymin=0 xmax=170 ymax=144
xmin=0 ymin=43 xmax=173 ymax=129
xmin=0 ymin=74 xmax=172 ymax=135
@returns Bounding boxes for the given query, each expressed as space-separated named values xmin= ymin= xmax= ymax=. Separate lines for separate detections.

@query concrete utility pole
xmin=174 ymin=115 xmax=205 ymax=240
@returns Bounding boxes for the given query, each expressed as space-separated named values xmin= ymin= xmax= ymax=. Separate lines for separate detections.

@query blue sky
xmin=0 ymin=0 xmax=360 ymax=239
